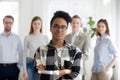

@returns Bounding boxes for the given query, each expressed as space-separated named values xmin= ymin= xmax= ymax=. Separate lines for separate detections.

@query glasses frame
xmin=52 ymin=24 xmax=68 ymax=31
xmin=4 ymin=22 xmax=13 ymax=25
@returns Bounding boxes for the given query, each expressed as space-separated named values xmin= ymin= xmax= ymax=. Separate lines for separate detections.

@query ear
xmin=50 ymin=27 xmax=52 ymax=32
xmin=80 ymin=23 xmax=83 ymax=27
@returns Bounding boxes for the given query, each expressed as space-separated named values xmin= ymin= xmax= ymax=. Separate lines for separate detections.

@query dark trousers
xmin=0 ymin=63 xmax=20 ymax=80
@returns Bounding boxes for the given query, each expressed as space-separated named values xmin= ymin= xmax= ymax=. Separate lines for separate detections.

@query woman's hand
xmin=103 ymin=67 xmax=109 ymax=73
xmin=23 ymin=72 xmax=28 ymax=80
xmin=36 ymin=64 xmax=45 ymax=71
xmin=59 ymin=69 xmax=71 ymax=77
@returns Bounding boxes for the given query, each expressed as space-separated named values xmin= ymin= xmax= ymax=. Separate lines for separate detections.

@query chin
xmin=55 ymin=37 xmax=64 ymax=40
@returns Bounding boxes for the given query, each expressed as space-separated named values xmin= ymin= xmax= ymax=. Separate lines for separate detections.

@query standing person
xmin=23 ymin=16 xmax=49 ymax=80
xmin=34 ymin=11 xmax=82 ymax=80
xmin=65 ymin=15 xmax=91 ymax=80
xmin=91 ymin=19 xmax=118 ymax=80
xmin=0 ymin=15 xmax=23 ymax=80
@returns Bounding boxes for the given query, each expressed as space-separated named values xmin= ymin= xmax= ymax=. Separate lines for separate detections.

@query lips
xmin=56 ymin=34 xmax=62 ymax=37
xmin=55 ymin=32 xmax=63 ymax=37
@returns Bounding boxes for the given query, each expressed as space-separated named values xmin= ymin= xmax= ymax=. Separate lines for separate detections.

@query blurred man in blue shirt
xmin=0 ymin=15 xmax=23 ymax=80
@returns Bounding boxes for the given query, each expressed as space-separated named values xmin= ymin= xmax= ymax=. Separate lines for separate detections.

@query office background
xmin=0 ymin=0 xmax=120 ymax=80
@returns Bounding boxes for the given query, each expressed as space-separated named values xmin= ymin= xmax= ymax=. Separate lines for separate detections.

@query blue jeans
xmin=27 ymin=58 xmax=35 ymax=80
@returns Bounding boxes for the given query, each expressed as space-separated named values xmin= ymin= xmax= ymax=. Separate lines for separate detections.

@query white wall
xmin=115 ymin=0 xmax=120 ymax=80
xmin=0 ymin=0 xmax=119 ymax=80
xmin=116 ymin=0 xmax=120 ymax=50
xmin=19 ymin=0 xmax=46 ymax=42
xmin=19 ymin=0 xmax=118 ymax=41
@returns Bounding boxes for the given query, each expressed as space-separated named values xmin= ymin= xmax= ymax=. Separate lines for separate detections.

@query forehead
xmin=72 ymin=18 xmax=81 ymax=23
xmin=33 ymin=19 xmax=41 ymax=23
xmin=72 ymin=18 xmax=80 ymax=21
xmin=52 ymin=18 xmax=67 ymax=26
xmin=4 ymin=18 xmax=13 ymax=22
xmin=98 ymin=22 xmax=106 ymax=26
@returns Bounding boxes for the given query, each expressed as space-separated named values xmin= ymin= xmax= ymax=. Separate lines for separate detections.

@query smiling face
xmin=32 ymin=19 xmax=42 ymax=33
xmin=50 ymin=18 xmax=67 ymax=41
xmin=71 ymin=18 xmax=81 ymax=33
xmin=97 ymin=22 xmax=107 ymax=36
xmin=29 ymin=16 xmax=42 ymax=34
xmin=96 ymin=19 xmax=110 ymax=36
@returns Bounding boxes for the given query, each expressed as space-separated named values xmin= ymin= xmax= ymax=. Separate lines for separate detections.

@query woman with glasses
xmin=34 ymin=11 xmax=82 ymax=80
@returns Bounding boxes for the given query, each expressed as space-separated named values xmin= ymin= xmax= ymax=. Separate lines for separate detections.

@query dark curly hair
xmin=50 ymin=11 xmax=71 ymax=27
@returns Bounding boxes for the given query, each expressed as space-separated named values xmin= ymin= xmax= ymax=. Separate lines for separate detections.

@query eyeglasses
xmin=52 ymin=25 xmax=67 ymax=31
xmin=4 ymin=22 xmax=13 ymax=25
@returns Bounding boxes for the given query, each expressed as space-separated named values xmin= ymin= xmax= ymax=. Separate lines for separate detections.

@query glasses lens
xmin=53 ymin=25 xmax=67 ymax=30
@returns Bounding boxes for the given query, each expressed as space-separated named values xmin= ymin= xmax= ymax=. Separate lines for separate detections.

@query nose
xmin=57 ymin=28 xmax=63 ymax=32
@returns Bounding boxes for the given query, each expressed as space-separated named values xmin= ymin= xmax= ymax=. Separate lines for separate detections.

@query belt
xmin=0 ymin=63 xmax=17 ymax=67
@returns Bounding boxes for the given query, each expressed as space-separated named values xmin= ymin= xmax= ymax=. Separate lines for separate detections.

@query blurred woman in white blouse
xmin=23 ymin=16 xmax=48 ymax=80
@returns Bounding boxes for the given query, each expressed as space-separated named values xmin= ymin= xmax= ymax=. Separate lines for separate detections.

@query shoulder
xmin=106 ymin=36 xmax=114 ymax=45
xmin=80 ymin=32 xmax=90 ymax=38
xmin=12 ymin=33 xmax=21 ymax=39
xmin=41 ymin=34 xmax=48 ymax=39
xmin=66 ymin=43 xmax=82 ymax=53
xmin=65 ymin=33 xmax=71 ymax=40
xmin=78 ymin=32 xmax=91 ymax=41
xmin=0 ymin=33 xmax=2 ymax=37
xmin=24 ymin=35 xmax=31 ymax=41
xmin=100 ymin=35 xmax=114 ymax=46
xmin=65 ymin=33 xmax=71 ymax=37
xmin=0 ymin=33 xmax=2 ymax=35
xmin=25 ymin=35 xmax=30 ymax=38
xmin=11 ymin=33 xmax=22 ymax=43
xmin=102 ymin=35 xmax=112 ymax=42
xmin=67 ymin=44 xmax=82 ymax=58
xmin=36 ymin=45 xmax=48 ymax=53
xmin=40 ymin=34 xmax=49 ymax=42
xmin=0 ymin=33 xmax=3 ymax=39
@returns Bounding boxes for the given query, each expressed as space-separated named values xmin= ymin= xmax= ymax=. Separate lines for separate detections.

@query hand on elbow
xmin=36 ymin=64 xmax=45 ymax=71
xmin=59 ymin=69 xmax=71 ymax=77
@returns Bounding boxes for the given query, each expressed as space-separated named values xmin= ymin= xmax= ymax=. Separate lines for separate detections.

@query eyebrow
xmin=54 ymin=24 xmax=67 ymax=27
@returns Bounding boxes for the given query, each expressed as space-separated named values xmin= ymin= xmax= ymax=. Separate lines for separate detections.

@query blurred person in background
xmin=0 ymin=15 xmax=23 ymax=80
xmin=65 ymin=15 xmax=91 ymax=80
xmin=91 ymin=19 xmax=118 ymax=80
xmin=23 ymin=16 xmax=48 ymax=80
